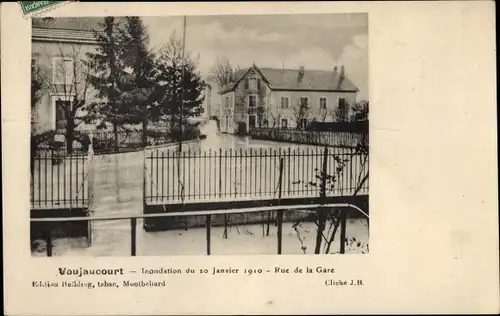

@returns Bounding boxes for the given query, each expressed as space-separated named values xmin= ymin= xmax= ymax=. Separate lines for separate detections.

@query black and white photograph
xmin=30 ymin=13 xmax=369 ymax=257
xmin=5 ymin=1 xmax=499 ymax=314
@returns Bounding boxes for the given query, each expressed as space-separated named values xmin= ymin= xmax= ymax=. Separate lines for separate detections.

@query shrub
xmin=236 ymin=121 xmax=247 ymax=135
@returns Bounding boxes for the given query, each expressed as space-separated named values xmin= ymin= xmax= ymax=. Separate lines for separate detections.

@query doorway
xmin=248 ymin=115 xmax=256 ymax=131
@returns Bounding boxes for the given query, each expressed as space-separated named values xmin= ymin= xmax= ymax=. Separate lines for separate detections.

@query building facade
xmin=202 ymin=75 xmax=221 ymax=120
xmin=202 ymin=83 xmax=212 ymax=118
xmin=31 ymin=17 xmax=109 ymax=134
xmin=218 ymin=64 xmax=359 ymax=134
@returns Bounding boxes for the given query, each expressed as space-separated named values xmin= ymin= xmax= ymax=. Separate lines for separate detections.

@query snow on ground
xmin=32 ymin=218 xmax=369 ymax=257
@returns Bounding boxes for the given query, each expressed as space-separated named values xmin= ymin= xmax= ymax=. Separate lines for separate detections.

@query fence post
xmin=87 ymin=142 xmax=95 ymax=246
xmin=206 ymin=214 xmax=211 ymax=255
xmin=219 ymin=148 xmax=222 ymax=198
xmin=287 ymin=147 xmax=291 ymax=195
xmin=314 ymin=147 xmax=329 ymax=254
xmin=131 ymin=217 xmax=137 ymax=256
xmin=46 ymin=229 xmax=53 ymax=257
xmin=69 ymin=153 xmax=73 ymax=207
xmin=220 ymin=149 xmax=228 ymax=239
xmin=277 ymin=157 xmax=284 ymax=254
xmin=339 ymin=210 xmax=347 ymax=254
xmin=143 ymin=149 xmax=147 ymax=213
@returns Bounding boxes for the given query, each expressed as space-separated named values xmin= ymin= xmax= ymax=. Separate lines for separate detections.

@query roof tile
xmin=32 ymin=17 xmax=127 ymax=43
xmin=222 ymin=66 xmax=358 ymax=93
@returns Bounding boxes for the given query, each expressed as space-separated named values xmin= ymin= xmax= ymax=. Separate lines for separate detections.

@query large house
xmin=218 ymin=64 xmax=359 ymax=134
xmin=31 ymin=17 xmax=116 ymax=134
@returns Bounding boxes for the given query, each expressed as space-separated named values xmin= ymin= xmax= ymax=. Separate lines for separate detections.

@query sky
xmin=143 ymin=13 xmax=369 ymax=100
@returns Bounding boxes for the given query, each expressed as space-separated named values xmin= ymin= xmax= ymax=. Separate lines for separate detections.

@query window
xmin=281 ymin=96 xmax=289 ymax=108
xmin=32 ymin=54 xmax=40 ymax=81
xmin=31 ymin=106 xmax=38 ymax=129
xmin=319 ymin=97 xmax=327 ymax=109
xmin=53 ymin=57 xmax=75 ymax=84
xmin=31 ymin=56 xmax=38 ymax=72
xmin=281 ymin=118 xmax=288 ymax=129
xmin=300 ymin=97 xmax=309 ymax=107
xmin=336 ymin=98 xmax=349 ymax=122
xmin=248 ymin=78 xmax=257 ymax=90
xmin=224 ymin=96 xmax=230 ymax=108
xmin=338 ymin=98 xmax=347 ymax=109
xmin=248 ymin=94 xmax=257 ymax=107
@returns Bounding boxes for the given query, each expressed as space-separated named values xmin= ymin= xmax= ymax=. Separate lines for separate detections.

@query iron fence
xmin=92 ymin=130 xmax=160 ymax=154
xmin=30 ymin=150 xmax=91 ymax=209
xmin=31 ymin=203 xmax=369 ymax=256
xmin=250 ymin=128 xmax=368 ymax=148
xmin=145 ymin=147 xmax=368 ymax=204
xmin=91 ymin=130 xmax=202 ymax=154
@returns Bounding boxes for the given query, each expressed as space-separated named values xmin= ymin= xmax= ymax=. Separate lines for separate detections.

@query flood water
xmin=31 ymin=120 xmax=369 ymax=256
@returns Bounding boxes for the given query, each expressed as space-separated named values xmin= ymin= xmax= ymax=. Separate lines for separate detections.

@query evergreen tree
xmin=118 ymin=17 xmax=157 ymax=146
xmin=86 ymin=17 xmax=129 ymax=151
xmin=152 ymin=32 xmax=206 ymax=143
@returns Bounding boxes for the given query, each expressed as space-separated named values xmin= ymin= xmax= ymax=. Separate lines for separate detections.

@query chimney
xmin=297 ymin=66 xmax=305 ymax=83
xmin=337 ymin=65 xmax=345 ymax=89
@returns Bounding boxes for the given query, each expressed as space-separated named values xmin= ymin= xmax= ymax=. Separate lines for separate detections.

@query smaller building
xmin=218 ymin=64 xmax=359 ymax=134
xmin=202 ymin=83 xmax=213 ymax=118
xmin=202 ymin=74 xmax=221 ymax=120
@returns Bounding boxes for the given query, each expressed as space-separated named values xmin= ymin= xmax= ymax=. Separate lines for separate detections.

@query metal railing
xmin=91 ymin=130 xmax=200 ymax=154
xmin=31 ymin=203 xmax=369 ymax=257
xmin=145 ymin=147 xmax=368 ymax=203
xmin=30 ymin=151 xmax=90 ymax=208
xmin=250 ymin=128 xmax=368 ymax=148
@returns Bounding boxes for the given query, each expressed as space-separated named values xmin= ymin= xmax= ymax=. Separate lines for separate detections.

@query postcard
xmin=2 ymin=1 xmax=498 ymax=315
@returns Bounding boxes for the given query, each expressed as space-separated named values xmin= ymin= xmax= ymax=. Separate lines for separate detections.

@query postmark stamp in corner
xmin=18 ymin=1 xmax=72 ymax=18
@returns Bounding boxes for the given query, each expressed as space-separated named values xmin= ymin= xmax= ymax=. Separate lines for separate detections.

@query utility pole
xmin=179 ymin=15 xmax=187 ymax=152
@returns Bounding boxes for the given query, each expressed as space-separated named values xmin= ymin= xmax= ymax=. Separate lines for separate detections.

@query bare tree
xmin=291 ymin=141 xmax=369 ymax=254
xmin=291 ymin=100 xmax=310 ymax=129
xmin=334 ymin=99 xmax=350 ymax=122
xmin=38 ymin=43 xmax=92 ymax=153
xmin=31 ymin=61 xmax=53 ymax=176
xmin=318 ymin=107 xmax=335 ymax=123
xmin=269 ymin=111 xmax=281 ymax=129
xmin=350 ymin=100 xmax=369 ymax=122
xmin=211 ymin=56 xmax=238 ymax=89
